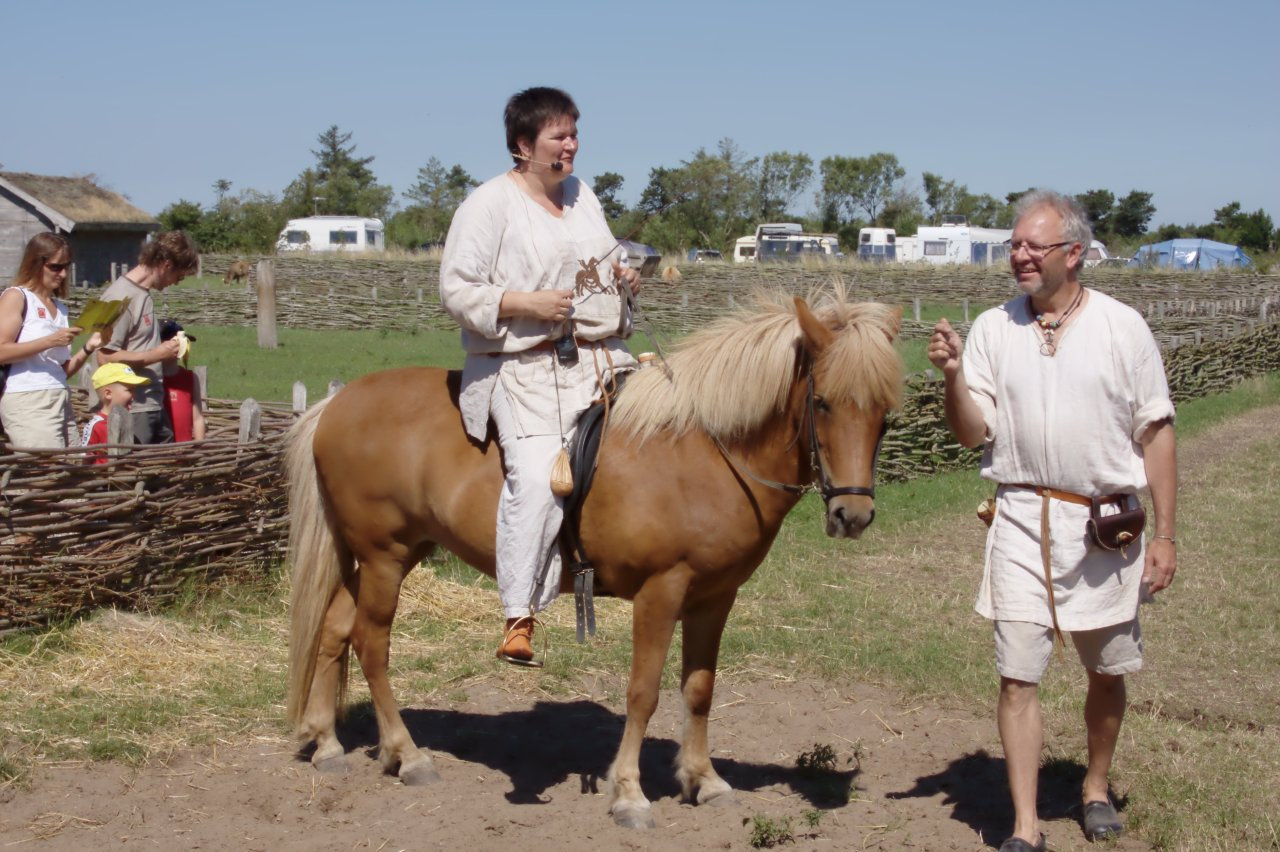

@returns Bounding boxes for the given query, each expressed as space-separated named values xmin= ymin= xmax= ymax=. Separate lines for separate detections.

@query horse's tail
xmin=284 ymin=396 xmax=351 ymax=729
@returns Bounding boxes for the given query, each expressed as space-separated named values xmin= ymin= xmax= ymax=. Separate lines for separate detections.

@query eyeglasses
xmin=1009 ymin=240 xmax=1071 ymax=259
xmin=44 ymin=262 xmax=70 ymax=273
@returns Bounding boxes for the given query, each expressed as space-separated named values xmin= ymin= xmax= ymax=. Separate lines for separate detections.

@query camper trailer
xmin=913 ymin=221 xmax=1011 ymax=266
xmin=734 ymin=223 xmax=840 ymax=263
xmin=276 ymin=216 xmax=385 ymax=253
xmin=857 ymin=227 xmax=896 ymax=261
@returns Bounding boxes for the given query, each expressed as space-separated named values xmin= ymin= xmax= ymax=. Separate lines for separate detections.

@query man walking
xmin=928 ymin=190 xmax=1177 ymax=850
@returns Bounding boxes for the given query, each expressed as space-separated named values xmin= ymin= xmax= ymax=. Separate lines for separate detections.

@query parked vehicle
xmin=734 ymin=223 xmax=841 ymax=263
xmin=912 ymin=219 xmax=1011 ymax=266
xmin=618 ymin=239 xmax=662 ymax=277
xmin=276 ymin=216 xmax=385 ymax=253
xmin=857 ymin=227 xmax=897 ymax=262
xmin=686 ymin=248 xmax=724 ymax=263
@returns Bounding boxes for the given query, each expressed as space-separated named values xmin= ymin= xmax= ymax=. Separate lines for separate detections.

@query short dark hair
xmin=139 ymin=231 xmax=199 ymax=275
xmin=504 ymin=87 xmax=579 ymax=166
xmin=15 ymin=232 xmax=72 ymax=298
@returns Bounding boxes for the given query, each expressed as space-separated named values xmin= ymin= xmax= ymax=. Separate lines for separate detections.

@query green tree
xmin=638 ymin=140 xmax=757 ymax=251
xmin=819 ymin=153 xmax=905 ymax=224
xmin=592 ymin=172 xmax=627 ymax=222
xmin=922 ymin=172 xmax=960 ymax=224
xmin=1076 ymin=189 xmax=1115 ymax=235
xmin=880 ymin=186 xmax=925 ymax=236
xmin=1211 ymin=201 xmax=1275 ymax=252
xmin=755 ymin=152 xmax=813 ymax=221
xmin=1110 ymin=190 xmax=1155 ymax=238
xmin=286 ymin=126 xmax=394 ymax=219
xmin=157 ymin=199 xmax=204 ymax=233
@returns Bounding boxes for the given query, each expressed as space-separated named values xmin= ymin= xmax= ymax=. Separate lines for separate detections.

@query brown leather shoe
xmin=497 ymin=617 xmax=542 ymax=668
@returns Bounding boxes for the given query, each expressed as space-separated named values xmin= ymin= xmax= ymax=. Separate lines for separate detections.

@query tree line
xmin=158 ymin=126 xmax=1277 ymax=257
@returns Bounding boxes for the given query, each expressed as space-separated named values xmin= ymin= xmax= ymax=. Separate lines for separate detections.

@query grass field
xmin=2 ymin=338 xmax=1275 ymax=847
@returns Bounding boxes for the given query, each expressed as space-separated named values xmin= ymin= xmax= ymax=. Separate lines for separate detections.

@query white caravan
xmin=734 ymin=223 xmax=841 ymax=263
xmin=276 ymin=216 xmax=385 ymax=253
xmin=913 ymin=221 xmax=1012 ymax=266
xmin=857 ymin=227 xmax=897 ymax=261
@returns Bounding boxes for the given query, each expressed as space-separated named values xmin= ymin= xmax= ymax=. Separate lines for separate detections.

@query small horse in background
xmin=284 ymin=287 xmax=903 ymax=828
xmin=224 ymin=259 xmax=251 ymax=286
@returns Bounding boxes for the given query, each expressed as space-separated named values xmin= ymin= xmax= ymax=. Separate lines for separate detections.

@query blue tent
xmin=1128 ymin=238 xmax=1252 ymax=270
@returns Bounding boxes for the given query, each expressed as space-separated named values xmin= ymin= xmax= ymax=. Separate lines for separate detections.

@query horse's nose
xmin=827 ymin=503 xmax=875 ymax=539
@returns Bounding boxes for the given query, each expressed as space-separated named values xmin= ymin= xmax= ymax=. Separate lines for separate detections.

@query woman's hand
xmin=501 ymin=289 xmax=575 ymax=322
xmin=45 ymin=326 xmax=83 ymax=349
xmin=612 ymin=261 xmax=641 ymax=296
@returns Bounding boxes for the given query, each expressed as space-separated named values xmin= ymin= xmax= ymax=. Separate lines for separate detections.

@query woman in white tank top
xmin=0 ymin=233 xmax=103 ymax=448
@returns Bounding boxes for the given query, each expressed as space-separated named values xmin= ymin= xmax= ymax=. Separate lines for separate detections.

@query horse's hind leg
xmin=676 ymin=590 xmax=737 ymax=806
xmin=349 ymin=553 xmax=441 ymax=786
xmin=299 ymin=579 xmax=357 ymax=772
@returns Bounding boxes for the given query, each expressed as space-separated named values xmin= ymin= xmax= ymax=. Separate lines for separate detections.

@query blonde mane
xmin=611 ymin=285 xmax=903 ymax=443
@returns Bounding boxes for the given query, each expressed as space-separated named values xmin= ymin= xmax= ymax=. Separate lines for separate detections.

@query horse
xmin=284 ymin=287 xmax=903 ymax=828
xmin=224 ymin=259 xmax=251 ymax=286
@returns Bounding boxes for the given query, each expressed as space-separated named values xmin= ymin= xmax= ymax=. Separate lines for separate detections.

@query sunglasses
xmin=44 ymin=262 xmax=70 ymax=273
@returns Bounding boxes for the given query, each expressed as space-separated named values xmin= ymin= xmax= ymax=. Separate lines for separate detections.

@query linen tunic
xmin=440 ymin=172 xmax=635 ymax=441
xmin=963 ymin=289 xmax=1175 ymax=630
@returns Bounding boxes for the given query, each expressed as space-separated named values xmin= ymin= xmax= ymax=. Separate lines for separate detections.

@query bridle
xmin=711 ymin=356 xmax=888 ymax=505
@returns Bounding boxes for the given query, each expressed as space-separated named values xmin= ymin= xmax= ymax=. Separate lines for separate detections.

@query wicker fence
xmin=4 ymin=258 xmax=1279 ymax=633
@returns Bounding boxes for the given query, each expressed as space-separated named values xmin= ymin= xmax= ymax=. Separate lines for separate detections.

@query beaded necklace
xmin=1032 ymin=285 xmax=1085 ymax=356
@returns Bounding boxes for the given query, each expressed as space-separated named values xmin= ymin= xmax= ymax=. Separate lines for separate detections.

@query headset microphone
xmin=514 ymin=153 xmax=564 ymax=172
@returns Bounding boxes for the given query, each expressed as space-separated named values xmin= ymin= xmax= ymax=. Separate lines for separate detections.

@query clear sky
xmin=4 ymin=0 xmax=1277 ymax=229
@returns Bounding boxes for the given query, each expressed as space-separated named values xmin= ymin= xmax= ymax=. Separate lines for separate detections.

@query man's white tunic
xmin=963 ymin=290 xmax=1175 ymax=630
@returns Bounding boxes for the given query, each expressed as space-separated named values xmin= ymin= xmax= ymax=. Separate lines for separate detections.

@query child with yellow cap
xmin=82 ymin=363 xmax=149 ymax=464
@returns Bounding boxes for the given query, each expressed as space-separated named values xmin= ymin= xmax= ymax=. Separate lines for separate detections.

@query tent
xmin=1128 ymin=238 xmax=1252 ymax=270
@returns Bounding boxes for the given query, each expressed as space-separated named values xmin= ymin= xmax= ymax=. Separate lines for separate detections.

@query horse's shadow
xmin=322 ymin=699 xmax=859 ymax=808
xmin=887 ymin=750 xmax=1127 ymax=847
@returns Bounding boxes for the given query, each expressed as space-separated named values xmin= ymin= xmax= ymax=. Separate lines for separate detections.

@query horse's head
xmin=794 ymin=296 xmax=903 ymax=539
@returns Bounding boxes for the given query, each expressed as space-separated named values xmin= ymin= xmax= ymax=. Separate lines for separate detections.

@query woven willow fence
xmin=5 ymin=257 xmax=1279 ymax=633
xmin=0 ymin=398 xmax=295 ymax=634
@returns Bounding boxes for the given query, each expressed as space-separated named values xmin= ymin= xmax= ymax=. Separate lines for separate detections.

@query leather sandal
xmin=497 ymin=616 xmax=543 ymax=668
xmin=998 ymin=834 xmax=1046 ymax=852
xmin=1083 ymin=798 xmax=1124 ymax=841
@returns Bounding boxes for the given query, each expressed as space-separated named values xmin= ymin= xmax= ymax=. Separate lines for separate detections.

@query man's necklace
xmin=1032 ymin=286 xmax=1085 ymax=357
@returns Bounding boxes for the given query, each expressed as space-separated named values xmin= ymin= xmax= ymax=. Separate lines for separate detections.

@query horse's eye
xmin=814 ymin=396 xmax=831 ymax=414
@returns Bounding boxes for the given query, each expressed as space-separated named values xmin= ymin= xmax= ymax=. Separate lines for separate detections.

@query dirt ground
xmin=1 ymin=406 xmax=1273 ymax=851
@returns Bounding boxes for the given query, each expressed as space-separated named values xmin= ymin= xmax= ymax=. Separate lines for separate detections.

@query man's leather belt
xmin=1007 ymin=484 xmax=1125 ymax=508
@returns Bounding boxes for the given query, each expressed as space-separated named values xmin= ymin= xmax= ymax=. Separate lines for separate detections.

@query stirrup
xmin=496 ymin=615 xmax=546 ymax=669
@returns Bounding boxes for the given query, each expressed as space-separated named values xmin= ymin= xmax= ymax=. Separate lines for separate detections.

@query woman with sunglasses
xmin=0 ymin=232 xmax=102 ymax=448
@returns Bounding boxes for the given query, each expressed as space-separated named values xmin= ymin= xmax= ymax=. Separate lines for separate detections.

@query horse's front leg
xmin=676 ymin=589 xmax=737 ymax=806
xmin=608 ymin=571 xmax=688 ymax=829
xmin=349 ymin=556 xmax=441 ymax=786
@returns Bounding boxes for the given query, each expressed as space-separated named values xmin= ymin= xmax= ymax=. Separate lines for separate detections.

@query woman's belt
xmin=485 ymin=337 xmax=596 ymax=357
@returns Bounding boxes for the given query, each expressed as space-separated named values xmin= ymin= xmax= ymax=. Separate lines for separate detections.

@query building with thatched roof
xmin=0 ymin=171 xmax=159 ymax=287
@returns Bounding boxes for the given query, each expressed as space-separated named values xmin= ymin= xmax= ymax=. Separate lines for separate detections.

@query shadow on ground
xmin=887 ymin=750 xmax=1128 ymax=848
xmin=307 ymin=699 xmax=859 ymax=809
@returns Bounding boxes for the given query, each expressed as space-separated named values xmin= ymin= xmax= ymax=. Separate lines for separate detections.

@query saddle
xmin=557 ymin=374 xmax=629 ymax=641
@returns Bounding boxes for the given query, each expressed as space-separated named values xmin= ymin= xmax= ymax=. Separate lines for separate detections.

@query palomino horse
xmin=285 ymin=288 xmax=903 ymax=828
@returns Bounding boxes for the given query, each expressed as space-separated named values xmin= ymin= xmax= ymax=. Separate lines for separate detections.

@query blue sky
xmin=5 ymin=0 xmax=1277 ymax=229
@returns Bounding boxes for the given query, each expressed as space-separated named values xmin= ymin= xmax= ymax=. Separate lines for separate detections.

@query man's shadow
xmin=887 ymin=750 xmax=1127 ymax=847
xmin=310 ymin=700 xmax=859 ymax=808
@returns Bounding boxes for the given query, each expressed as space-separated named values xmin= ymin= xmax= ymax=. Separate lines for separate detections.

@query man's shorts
xmin=995 ymin=619 xmax=1143 ymax=683
xmin=131 ymin=407 xmax=174 ymax=445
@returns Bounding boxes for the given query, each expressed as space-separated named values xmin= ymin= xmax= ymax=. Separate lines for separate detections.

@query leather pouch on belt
xmin=1086 ymin=495 xmax=1146 ymax=551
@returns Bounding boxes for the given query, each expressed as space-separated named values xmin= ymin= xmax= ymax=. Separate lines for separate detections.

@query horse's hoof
xmin=400 ymin=764 xmax=442 ymax=786
xmin=611 ymin=804 xmax=656 ymax=829
xmin=700 ymin=787 xmax=737 ymax=807
xmin=313 ymin=755 xmax=348 ymax=774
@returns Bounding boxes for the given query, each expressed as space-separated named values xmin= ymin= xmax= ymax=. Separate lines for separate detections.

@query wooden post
xmin=256 ymin=260 xmax=278 ymax=349
xmin=962 ymin=298 xmax=970 ymax=323
xmin=913 ymin=297 xmax=921 ymax=322
xmin=327 ymin=379 xmax=344 ymax=398
xmin=292 ymin=381 xmax=308 ymax=413
xmin=371 ymin=285 xmax=378 ymax=301
xmin=196 ymin=255 xmax=203 ymax=278
xmin=238 ymin=398 xmax=262 ymax=443
xmin=106 ymin=404 xmax=131 ymax=456
xmin=417 ymin=287 xmax=423 ymax=304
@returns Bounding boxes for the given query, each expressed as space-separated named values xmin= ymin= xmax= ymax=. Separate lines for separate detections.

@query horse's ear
xmin=794 ymin=297 xmax=834 ymax=356
xmin=886 ymin=304 xmax=903 ymax=341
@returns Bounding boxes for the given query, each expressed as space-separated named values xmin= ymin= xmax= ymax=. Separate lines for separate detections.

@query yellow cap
xmin=91 ymin=362 xmax=151 ymax=390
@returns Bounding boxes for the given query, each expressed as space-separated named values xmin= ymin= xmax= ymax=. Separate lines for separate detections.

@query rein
xmin=710 ymin=365 xmax=887 ymax=505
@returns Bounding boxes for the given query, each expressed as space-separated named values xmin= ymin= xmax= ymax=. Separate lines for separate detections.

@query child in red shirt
xmin=83 ymin=363 xmax=150 ymax=463
xmin=158 ymin=320 xmax=206 ymax=442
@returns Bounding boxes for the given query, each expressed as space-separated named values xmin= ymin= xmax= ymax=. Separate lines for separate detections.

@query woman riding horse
xmin=440 ymin=86 xmax=640 ymax=666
